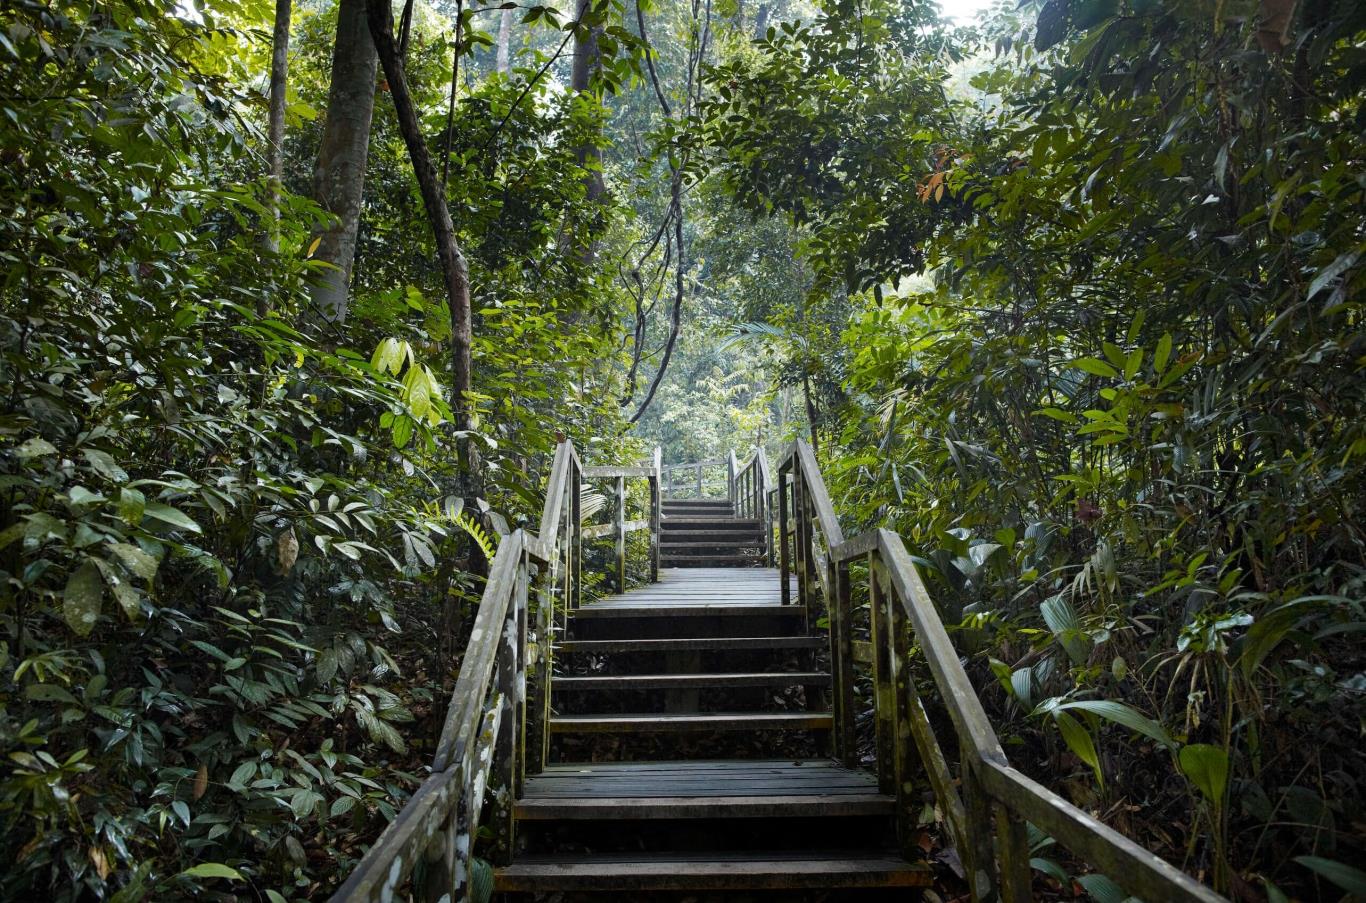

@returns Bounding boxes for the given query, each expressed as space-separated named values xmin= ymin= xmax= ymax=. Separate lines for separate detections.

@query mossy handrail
xmin=329 ymin=438 xmax=659 ymax=902
xmin=777 ymin=439 xmax=1225 ymax=903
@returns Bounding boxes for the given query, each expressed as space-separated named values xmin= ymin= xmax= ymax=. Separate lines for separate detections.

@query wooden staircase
xmin=330 ymin=441 xmax=1226 ymax=903
xmin=498 ymin=565 xmax=931 ymax=896
xmin=659 ymin=499 xmax=767 ymax=568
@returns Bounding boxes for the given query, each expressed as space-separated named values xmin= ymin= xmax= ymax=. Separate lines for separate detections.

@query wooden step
xmin=571 ymin=604 xmax=801 ymax=619
xmin=659 ymin=528 xmax=765 ymax=538
xmin=661 ymin=540 xmax=764 ymax=549
xmin=558 ymin=636 xmax=823 ymax=653
xmin=517 ymin=759 xmax=885 ymax=820
xmin=661 ymin=517 xmax=763 ymax=526
xmin=661 ymin=556 xmax=765 ymax=567
xmin=554 ymin=672 xmax=829 ymax=690
xmin=549 ymin=712 xmax=833 ymax=733
xmin=496 ymin=851 xmax=932 ymax=892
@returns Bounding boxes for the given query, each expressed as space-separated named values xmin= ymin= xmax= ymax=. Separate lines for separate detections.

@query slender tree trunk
xmin=753 ymin=2 xmax=770 ymax=38
xmin=364 ymin=0 xmax=478 ymax=493
xmin=495 ymin=7 xmax=514 ymax=73
xmin=262 ymin=0 xmax=291 ymax=317
xmin=629 ymin=197 xmax=684 ymax=423
xmin=801 ymin=365 xmax=819 ymax=458
xmin=308 ymin=0 xmax=377 ymax=325
xmin=571 ymin=0 xmax=605 ymax=205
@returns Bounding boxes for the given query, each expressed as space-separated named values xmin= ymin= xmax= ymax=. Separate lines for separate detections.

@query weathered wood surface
xmin=549 ymin=712 xmax=834 ymax=733
xmin=580 ymin=518 xmax=647 ymax=539
xmin=557 ymin=635 xmax=824 ymax=653
xmin=496 ymin=852 xmax=933 ymax=892
xmin=576 ymin=567 xmax=794 ymax=609
xmin=328 ymin=767 xmax=462 ymax=901
xmin=515 ymin=759 xmax=889 ymax=818
xmin=581 ymin=465 xmax=654 ymax=478
xmin=554 ymin=671 xmax=829 ymax=690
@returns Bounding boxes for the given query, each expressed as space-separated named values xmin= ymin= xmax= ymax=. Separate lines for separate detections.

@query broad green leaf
xmin=63 ymin=562 xmax=103 ymax=636
xmin=1179 ymin=743 xmax=1229 ymax=802
xmin=179 ymin=863 xmax=244 ymax=881
xmin=1010 ymin=668 xmax=1033 ymax=709
xmin=1076 ymin=873 xmax=1132 ymax=903
xmin=25 ymin=682 xmax=79 ymax=704
xmin=1054 ymin=699 xmax=1175 ymax=749
xmin=16 ymin=437 xmax=57 ymax=458
xmin=1123 ymin=348 xmax=1142 ymax=380
xmin=1153 ymin=333 xmax=1172 ymax=374
xmin=1054 ymin=711 xmax=1102 ymax=787
xmin=1294 ymin=856 xmax=1366 ymax=897
xmin=143 ymin=502 xmax=202 ymax=533
xmin=81 ymin=448 xmax=128 ymax=482
xmin=1306 ymin=249 xmax=1359 ymax=299
xmin=117 ymin=487 xmax=146 ymax=524
xmin=1071 ymin=357 xmax=1118 ymax=378
xmin=108 ymin=542 xmax=159 ymax=581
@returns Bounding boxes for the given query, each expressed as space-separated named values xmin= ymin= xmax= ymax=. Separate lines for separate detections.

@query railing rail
xmin=661 ymin=456 xmax=732 ymax=499
xmin=330 ymin=438 xmax=659 ymax=902
xmin=777 ymin=439 xmax=1225 ymax=903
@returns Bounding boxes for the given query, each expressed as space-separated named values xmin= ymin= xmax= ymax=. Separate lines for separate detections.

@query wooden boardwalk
xmin=499 ymin=508 xmax=932 ymax=894
xmin=331 ymin=443 xmax=1225 ymax=903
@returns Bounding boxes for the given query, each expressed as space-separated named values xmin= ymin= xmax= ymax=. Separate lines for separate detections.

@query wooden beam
xmin=978 ymin=761 xmax=1225 ymax=903
xmin=432 ymin=532 xmax=523 ymax=773
xmin=582 ymin=465 xmax=654 ymax=478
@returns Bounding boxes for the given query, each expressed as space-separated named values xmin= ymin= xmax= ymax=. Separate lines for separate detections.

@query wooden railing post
xmin=419 ymin=764 xmax=462 ymax=901
xmin=830 ymin=558 xmax=856 ymax=767
xmin=869 ymin=555 xmax=895 ymax=796
xmin=695 ymin=463 xmax=702 ymax=498
xmin=994 ymin=802 xmax=1033 ymax=903
xmin=778 ymin=467 xmax=791 ymax=606
xmin=793 ymin=463 xmax=809 ymax=619
xmin=614 ymin=475 xmax=626 ymax=593
xmin=650 ymin=448 xmax=661 ymax=582
xmin=571 ymin=459 xmax=582 ymax=610
xmin=726 ymin=448 xmax=738 ymax=505
xmin=533 ymin=555 xmax=552 ymax=775
xmin=961 ymin=750 xmax=1000 ymax=903
xmin=883 ymin=562 xmax=918 ymax=862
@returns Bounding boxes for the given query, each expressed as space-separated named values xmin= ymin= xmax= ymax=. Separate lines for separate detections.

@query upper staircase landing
xmin=660 ymin=500 xmax=767 ymax=568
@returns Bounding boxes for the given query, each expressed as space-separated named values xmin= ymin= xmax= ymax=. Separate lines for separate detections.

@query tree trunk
xmin=262 ymin=0 xmax=291 ymax=317
xmin=495 ymin=6 xmax=514 ymax=73
xmin=364 ymin=0 xmax=478 ymax=492
xmin=753 ymin=2 xmax=770 ymax=39
xmin=629 ymin=196 xmax=684 ymax=423
xmin=571 ymin=0 xmax=605 ymax=205
xmin=801 ymin=365 xmax=819 ymax=459
xmin=308 ymin=0 xmax=377 ymax=325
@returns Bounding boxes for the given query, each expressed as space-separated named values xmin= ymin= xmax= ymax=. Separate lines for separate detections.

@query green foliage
xmin=0 ymin=0 xmax=639 ymax=898
xmin=706 ymin=0 xmax=1366 ymax=895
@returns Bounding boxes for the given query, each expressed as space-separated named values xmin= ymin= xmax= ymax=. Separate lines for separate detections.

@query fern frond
xmin=454 ymin=510 xmax=498 ymax=562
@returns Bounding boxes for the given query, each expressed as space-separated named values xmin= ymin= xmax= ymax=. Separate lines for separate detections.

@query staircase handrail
xmin=330 ymin=437 xmax=660 ymax=902
xmin=778 ymin=439 xmax=1225 ymax=903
